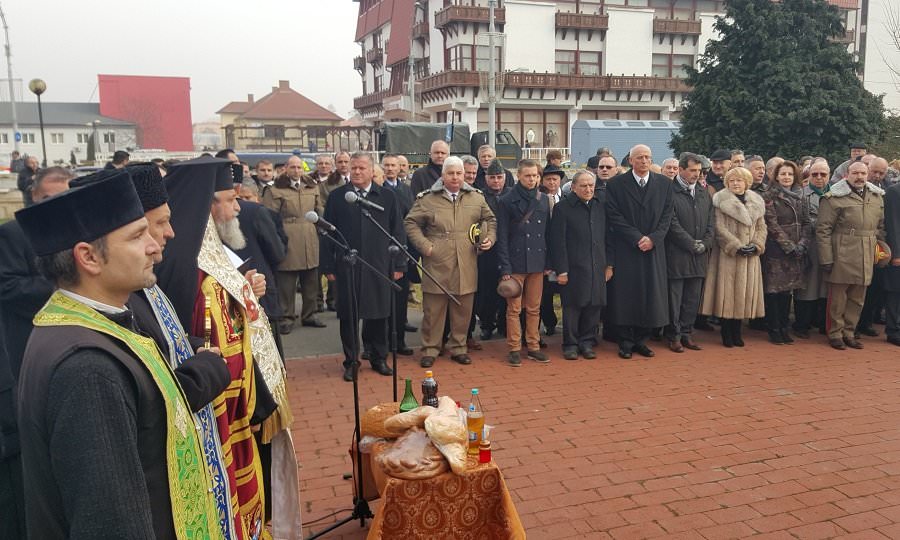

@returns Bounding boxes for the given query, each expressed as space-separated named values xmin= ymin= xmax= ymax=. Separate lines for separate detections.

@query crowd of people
xmin=2 ymin=138 xmax=899 ymax=537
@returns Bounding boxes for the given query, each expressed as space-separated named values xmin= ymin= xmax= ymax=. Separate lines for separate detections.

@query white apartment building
xmin=353 ymin=0 xmax=866 ymax=148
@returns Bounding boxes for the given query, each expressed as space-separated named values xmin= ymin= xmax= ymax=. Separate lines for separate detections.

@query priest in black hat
xmin=15 ymin=172 xmax=222 ymax=539
xmin=154 ymin=157 xmax=302 ymax=539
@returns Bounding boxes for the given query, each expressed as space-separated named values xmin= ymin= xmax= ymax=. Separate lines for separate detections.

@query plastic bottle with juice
xmin=421 ymin=371 xmax=439 ymax=408
xmin=467 ymin=388 xmax=485 ymax=455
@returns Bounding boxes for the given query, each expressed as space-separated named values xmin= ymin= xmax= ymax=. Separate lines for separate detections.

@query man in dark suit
xmin=321 ymin=153 xmax=407 ymax=381
xmin=664 ymin=153 xmax=715 ymax=353
xmin=380 ymin=154 xmax=415 ymax=356
xmin=883 ymin=182 xmax=900 ymax=346
xmin=477 ymin=159 xmax=511 ymax=340
xmin=410 ymin=140 xmax=449 ymax=196
xmin=605 ymin=144 xmax=675 ymax=359
xmin=0 ymin=166 xmax=72 ymax=537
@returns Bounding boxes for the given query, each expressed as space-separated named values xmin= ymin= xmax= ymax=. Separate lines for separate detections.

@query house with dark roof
xmin=217 ymin=80 xmax=343 ymax=152
xmin=0 ymin=102 xmax=136 ymax=166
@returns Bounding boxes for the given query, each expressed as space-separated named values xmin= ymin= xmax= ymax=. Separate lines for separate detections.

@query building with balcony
xmin=217 ymin=80 xmax=344 ymax=152
xmin=353 ymin=0 xmax=867 ymax=149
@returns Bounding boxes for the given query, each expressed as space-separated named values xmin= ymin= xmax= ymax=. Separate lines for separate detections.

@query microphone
xmin=304 ymin=211 xmax=336 ymax=232
xmin=344 ymin=190 xmax=385 ymax=212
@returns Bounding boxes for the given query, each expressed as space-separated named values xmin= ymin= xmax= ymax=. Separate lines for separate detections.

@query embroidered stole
xmin=34 ymin=292 xmax=221 ymax=540
xmin=144 ymin=285 xmax=237 ymax=540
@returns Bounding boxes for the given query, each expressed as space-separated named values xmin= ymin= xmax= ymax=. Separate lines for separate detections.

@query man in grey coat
xmin=664 ymin=153 xmax=715 ymax=352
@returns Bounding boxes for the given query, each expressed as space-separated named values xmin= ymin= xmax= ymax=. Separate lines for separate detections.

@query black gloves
xmin=738 ymin=245 xmax=758 ymax=256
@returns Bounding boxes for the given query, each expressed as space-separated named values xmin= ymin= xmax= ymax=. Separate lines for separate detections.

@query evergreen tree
xmin=670 ymin=0 xmax=884 ymax=165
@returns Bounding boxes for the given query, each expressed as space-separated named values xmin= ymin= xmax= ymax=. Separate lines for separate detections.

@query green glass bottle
xmin=399 ymin=378 xmax=419 ymax=412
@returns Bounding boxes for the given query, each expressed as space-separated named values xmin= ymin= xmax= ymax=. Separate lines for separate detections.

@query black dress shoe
xmin=326 ymin=303 xmax=336 ymax=312
xmin=371 ymin=362 xmax=394 ymax=376
xmin=694 ymin=320 xmax=715 ymax=331
xmin=668 ymin=340 xmax=685 ymax=353
xmin=634 ymin=344 xmax=655 ymax=358
xmin=405 ymin=324 xmax=418 ymax=332
xmin=451 ymin=354 xmax=472 ymax=365
xmin=563 ymin=349 xmax=579 ymax=360
xmin=278 ymin=320 xmax=294 ymax=335
xmin=579 ymin=348 xmax=596 ymax=359
xmin=301 ymin=318 xmax=327 ymax=328
xmin=843 ymin=336 xmax=864 ymax=350
xmin=858 ymin=326 xmax=879 ymax=337
xmin=480 ymin=329 xmax=493 ymax=341
xmin=618 ymin=348 xmax=632 ymax=359
xmin=544 ymin=326 xmax=556 ymax=336
xmin=397 ymin=345 xmax=414 ymax=356
xmin=420 ymin=356 xmax=435 ymax=367
xmin=681 ymin=337 xmax=702 ymax=351
xmin=887 ymin=336 xmax=900 ymax=346
xmin=342 ymin=366 xmax=354 ymax=382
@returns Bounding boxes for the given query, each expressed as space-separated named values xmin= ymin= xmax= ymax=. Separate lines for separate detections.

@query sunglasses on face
xmin=809 ymin=172 xmax=828 ymax=178
xmin=597 ymin=165 xmax=614 ymax=170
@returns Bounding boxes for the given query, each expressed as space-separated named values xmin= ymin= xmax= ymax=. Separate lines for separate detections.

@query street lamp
xmin=28 ymin=78 xmax=47 ymax=167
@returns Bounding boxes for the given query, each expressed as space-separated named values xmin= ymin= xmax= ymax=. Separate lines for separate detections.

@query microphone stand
xmin=306 ymin=226 xmax=399 ymax=540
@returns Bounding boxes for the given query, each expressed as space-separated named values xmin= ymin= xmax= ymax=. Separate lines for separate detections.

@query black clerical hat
xmin=230 ymin=163 xmax=243 ymax=186
xmin=128 ymin=165 xmax=168 ymax=211
xmin=541 ymin=164 xmax=565 ymax=179
xmin=16 ymin=171 xmax=144 ymax=256
xmin=167 ymin=155 xmax=234 ymax=191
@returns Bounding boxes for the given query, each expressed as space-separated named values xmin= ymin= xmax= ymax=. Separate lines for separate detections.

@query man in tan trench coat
xmin=264 ymin=155 xmax=326 ymax=334
xmin=405 ymin=156 xmax=497 ymax=367
xmin=817 ymin=161 xmax=886 ymax=350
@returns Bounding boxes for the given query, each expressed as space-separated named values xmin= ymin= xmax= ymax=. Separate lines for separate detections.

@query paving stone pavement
xmin=286 ymin=327 xmax=900 ymax=539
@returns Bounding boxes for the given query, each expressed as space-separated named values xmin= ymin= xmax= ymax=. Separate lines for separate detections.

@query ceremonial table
xmin=359 ymin=448 xmax=526 ymax=540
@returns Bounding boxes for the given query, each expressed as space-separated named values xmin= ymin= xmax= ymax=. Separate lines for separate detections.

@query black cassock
xmin=548 ymin=192 xmax=611 ymax=308
xmin=605 ymin=171 xmax=674 ymax=328
xmin=320 ymin=182 xmax=406 ymax=321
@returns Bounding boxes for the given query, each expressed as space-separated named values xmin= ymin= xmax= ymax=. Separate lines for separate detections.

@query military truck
xmin=375 ymin=122 xmax=522 ymax=168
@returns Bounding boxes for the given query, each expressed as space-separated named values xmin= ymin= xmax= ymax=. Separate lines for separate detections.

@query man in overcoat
xmin=410 ymin=140 xmax=449 ymax=196
xmin=381 ymin=153 xmax=416 ymax=356
xmin=664 ymin=153 xmax=715 ymax=352
xmin=605 ymin=144 xmax=675 ymax=359
xmin=884 ymin=182 xmax=900 ymax=346
xmin=405 ymin=156 xmax=496 ymax=367
xmin=477 ymin=159 xmax=511 ymax=340
xmin=817 ymin=161 xmax=886 ymax=350
xmin=496 ymin=159 xmax=552 ymax=366
xmin=322 ymin=153 xmax=406 ymax=381
xmin=548 ymin=170 xmax=612 ymax=360
xmin=263 ymin=156 xmax=325 ymax=333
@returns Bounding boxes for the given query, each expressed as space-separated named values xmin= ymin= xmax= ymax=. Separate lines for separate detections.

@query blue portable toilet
xmin=570 ymin=120 xmax=681 ymax=167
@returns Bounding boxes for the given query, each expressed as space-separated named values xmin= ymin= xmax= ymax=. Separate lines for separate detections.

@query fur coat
xmin=701 ymin=188 xmax=768 ymax=319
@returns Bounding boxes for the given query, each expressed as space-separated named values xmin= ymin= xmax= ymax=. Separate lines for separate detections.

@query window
xmin=264 ymin=125 xmax=286 ymax=139
xmin=77 ymin=133 xmax=89 ymax=144
xmin=652 ymin=53 xmax=693 ymax=77
xmin=0 ymin=133 xmax=7 ymax=144
xmin=103 ymin=132 xmax=115 ymax=144
xmin=673 ymin=54 xmax=694 ymax=76
xmin=477 ymin=108 xmax=569 ymax=148
xmin=475 ymin=45 xmax=502 ymax=72
xmin=23 ymin=133 xmax=35 ymax=144
xmin=555 ymin=50 xmax=576 ymax=75
xmin=652 ymin=53 xmax=671 ymax=77
xmin=579 ymin=51 xmax=602 ymax=76
xmin=51 ymin=133 xmax=64 ymax=144
xmin=449 ymin=45 xmax=473 ymax=71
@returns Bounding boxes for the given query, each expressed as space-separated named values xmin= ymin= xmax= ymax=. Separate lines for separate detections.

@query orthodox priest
xmin=15 ymin=174 xmax=221 ymax=539
xmin=605 ymin=144 xmax=674 ymax=359
xmin=70 ymin=164 xmax=237 ymax=538
xmin=155 ymin=156 xmax=302 ymax=540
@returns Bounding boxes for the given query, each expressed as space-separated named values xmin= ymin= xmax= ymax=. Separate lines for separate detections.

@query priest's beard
xmin=216 ymin=216 xmax=247 ymax=250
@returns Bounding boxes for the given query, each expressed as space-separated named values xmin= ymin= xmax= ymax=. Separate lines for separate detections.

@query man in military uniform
xmin=405 ymin=156 xmax=497 ymax=367
xmin=817 ymin=161 xmax=886 ymax=350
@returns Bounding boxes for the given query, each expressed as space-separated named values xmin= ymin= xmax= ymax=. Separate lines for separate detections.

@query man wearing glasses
xmin=594 ymin=156 xmax=617 ymax=194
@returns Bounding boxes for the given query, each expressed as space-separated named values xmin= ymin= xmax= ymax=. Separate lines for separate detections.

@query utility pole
xmin=488 ymin=0 xmax=497 ymax=147
xmin=0 ymin=4 xmax=19 ymax=153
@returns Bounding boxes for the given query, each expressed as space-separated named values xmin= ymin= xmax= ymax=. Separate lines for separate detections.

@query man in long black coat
xmin=477 ymin=159 xmax=511 ymax=339
xmin=664 ymin=153 xmax=715 ymax=353
xmin=884 ymin=182 xmax=900 ymax=346
xmin=409 ymin=140 xmax=448 ymax=196
xmin=549 ymin=171 xmax=612 ymax=359
xmin=605 ymin=144 xmax=674 ymax=359
xmin=0 ymin=167 xmax=71 ymax=536
xmin=234 ymin=197 xmax=287 ymax=354
xmin=321 ymin=153 xmax=407 ymax=381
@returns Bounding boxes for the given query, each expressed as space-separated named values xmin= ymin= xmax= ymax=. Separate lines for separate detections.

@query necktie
xmin=639 ymin=177 xmax=647 ymax=188
xmin=451 ymin=193 xmax=457 ymax=203
xmin=357 ymin=188 xmax=366 ymax=198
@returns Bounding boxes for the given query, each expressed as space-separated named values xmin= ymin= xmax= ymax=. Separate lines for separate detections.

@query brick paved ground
xmin=287 ymin=328 xmax=900 ymax=539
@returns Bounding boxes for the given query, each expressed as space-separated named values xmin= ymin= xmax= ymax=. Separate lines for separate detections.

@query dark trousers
xmin=618 ymin=325 xmax=650 ymax=352
xmin=476 ymin=288 xmax=506 ymax=333
xmin=793 ymin=298 xmax=826 ymax=332
xmin=540 ymin=278 xmax=560 ymax=331
xmin=858 ymin=269 xmax=885 ymax=330
xmin=562 ymin=304 xmax=603 ymax=351
xmin=341 ymin=316 xmax=388 ymax=368
xmin=0 ymin=454 xmax=25 ymax=538
xmin=389 ymin=276 xmax=410 ymax=348
xmin=765 ymin=292 xmax=792 ymax=333
xmin=664 ymin=277 xmax=703 ymax=342
xmin=886 ymin=291 xmax=900 ymax=340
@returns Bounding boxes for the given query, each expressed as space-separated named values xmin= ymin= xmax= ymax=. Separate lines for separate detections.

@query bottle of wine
xmin=399 ymin=378 xmax=419 ymax=412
